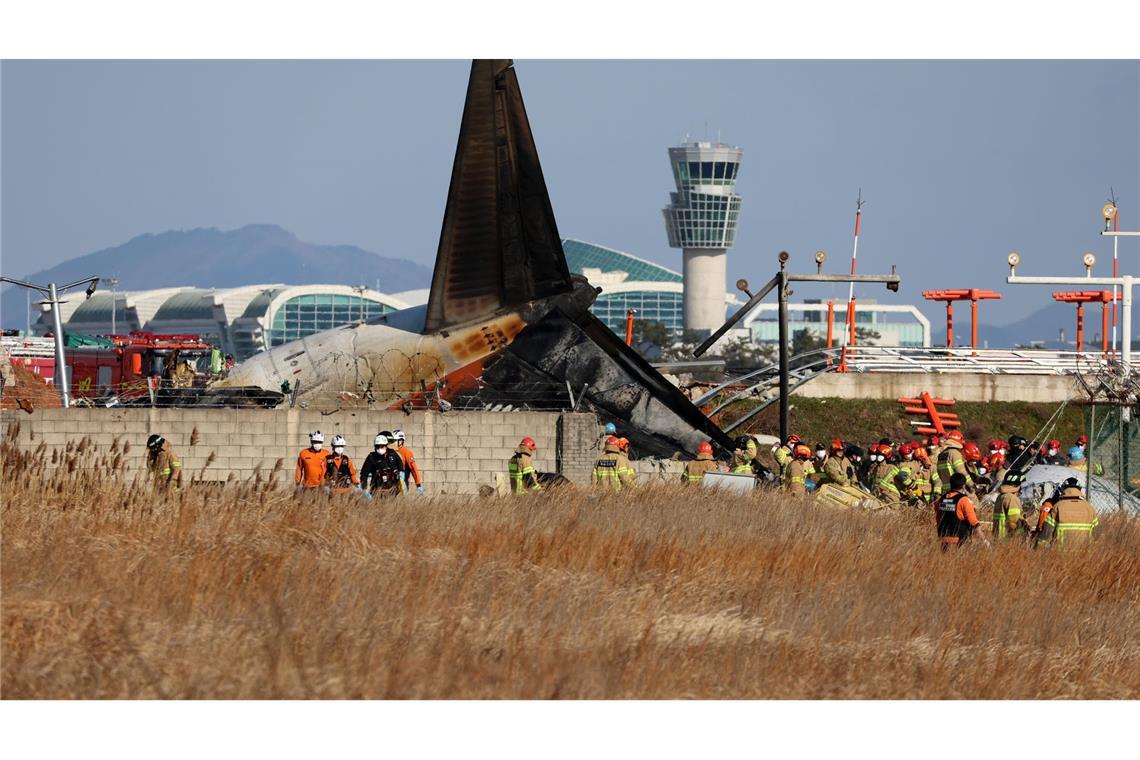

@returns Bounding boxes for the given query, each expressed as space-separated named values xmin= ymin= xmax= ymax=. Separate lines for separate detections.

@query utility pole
xmin=695 ymin=250 xmax=900 ymax=442
xmin=105 ymin=276 xmax=121 ymax=336
xmin=0 ymin=275 xmax=100 ymax=408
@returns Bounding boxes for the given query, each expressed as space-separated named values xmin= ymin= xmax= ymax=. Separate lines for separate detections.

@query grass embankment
xmin=717 ymin=397 xmax=1086 ymax=449
xmin=3 ymin=431 xmax=1138 ymax=699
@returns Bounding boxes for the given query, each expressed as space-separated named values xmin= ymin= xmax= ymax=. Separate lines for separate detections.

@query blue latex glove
xmin=415 ymin=485 xmax=425 ymax=496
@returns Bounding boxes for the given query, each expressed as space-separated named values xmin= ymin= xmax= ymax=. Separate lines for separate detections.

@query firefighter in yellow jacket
xmin=616 ymin=437 xmax=637 ymax=488
xmin=683 ymin=441 xmax=719 ymax=484
xmin=509 ymin=437 xmax=542 ymax=494
xmin=146 ymin=433 xmax=183 ymax=490
xmin=992 ymin=469 xmax=1025 ymax=540
xmin=784 ymin=444 xmax=814 ymax=495
xmin=1036 ymin=477 xmax=1098 ymax=547
xmin=936 ymin=430 xmax=974 ymax=493
xmin=871 ymin=444 xmax=913 ymax=503
xmin=593 ymin=435 xmax=636 ymax=492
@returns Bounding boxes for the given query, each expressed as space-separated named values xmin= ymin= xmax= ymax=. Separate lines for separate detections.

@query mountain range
xmin=0 ymin=224 xmax=433 ymax=329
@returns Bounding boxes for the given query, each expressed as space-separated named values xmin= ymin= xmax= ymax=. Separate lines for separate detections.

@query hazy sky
xmin=2 ymin=59 xmax=1137 ymax=323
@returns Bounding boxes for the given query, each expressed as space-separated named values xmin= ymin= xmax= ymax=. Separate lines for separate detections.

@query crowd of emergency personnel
xmin=139 ymin=420 xmax=1102 ymax=548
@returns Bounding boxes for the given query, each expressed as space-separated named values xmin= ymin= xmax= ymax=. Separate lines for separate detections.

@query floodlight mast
xmin=1005 ymin=254 xmax=1133 ymax=376
xmin=0 ymin=275 xmax=100 ymax=408
xmin=694 ymin=251 xmax=901 ymax=442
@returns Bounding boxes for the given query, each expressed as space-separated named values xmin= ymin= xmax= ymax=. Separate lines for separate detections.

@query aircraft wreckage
xmin=212 ymin=59 xmax=733 ymax=456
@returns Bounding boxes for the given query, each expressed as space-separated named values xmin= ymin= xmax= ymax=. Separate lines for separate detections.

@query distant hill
xmin=936 ymin=300 xmax=1130 ymax=350
xmin=0 ymin=224 xmax=433 ymax=329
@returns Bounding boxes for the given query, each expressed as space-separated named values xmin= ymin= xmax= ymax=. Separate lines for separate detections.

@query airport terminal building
xmin=34 ymin=238 xmax=928 ymax=358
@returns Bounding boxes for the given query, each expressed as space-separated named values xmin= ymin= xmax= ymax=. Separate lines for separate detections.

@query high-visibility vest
xmin=509 ymin=454 xmax=541 ymax=494
xmin=593 ymin=456 xmax=623 ymax=492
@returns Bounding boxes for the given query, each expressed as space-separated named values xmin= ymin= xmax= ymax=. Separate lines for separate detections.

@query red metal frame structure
xmin=899 ymin=391 xmax=961 ymax=436
xmin=921 ymin=289 xmax=1002 ymax=350
xmin=1053 ymin=291 xmax=1114 ymax=354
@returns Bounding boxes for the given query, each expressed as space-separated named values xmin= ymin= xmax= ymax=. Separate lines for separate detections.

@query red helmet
xmin=793 ymin=444 xmax=812 ymax=460
xmin=962 ymin=442 xmax=982 ymax=462
xmin=879 ymin=445 xmax=893 ymax=459
xmin=697 ymin=441 xmax=713 ymax=455
xmin=1077 ymin=435 xmax=1088 ymax=445
xmin=898 ymin=442 xmax=914 ymax=457
xmin=946 ymin=430 xmax=964 ymax=443
xmin=520 ymin=437 xmax=537 ymax=451
xmin=926 ymin=434 xmax=941 ymax=447
xmin=830 ymin=438 xmax=844 ymax=453
xmin=605 ymin=435 xmax=620 ymax=448
xmin=786 ymin=433 xmax=801 ymax=446
xmin=1048 ymin=438 xmax=1061 ymax=450
xmin=988 ymin=439 xmax=1006 ymax=452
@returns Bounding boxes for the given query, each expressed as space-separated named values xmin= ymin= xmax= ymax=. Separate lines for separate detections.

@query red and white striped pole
xmin=839 ymin=191 xmax=863 ymax=372
xmin=1112 ymin=204 xmax=1119 ymax=354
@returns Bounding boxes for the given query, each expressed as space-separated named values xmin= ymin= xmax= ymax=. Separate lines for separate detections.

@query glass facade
xmin=268 ymin=294 xmax=395 ymax=346
xmin=662 ymin=143 xmax=744 ymax=250
xmin=592 ymin=290 xmax=685 ymax=336
xmin=748 ymin=309 xmax=927 ymax=348
xmin=562 ymin=239 xmax=681 ymax=283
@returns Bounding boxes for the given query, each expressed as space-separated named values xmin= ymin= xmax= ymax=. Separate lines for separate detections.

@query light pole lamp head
xmin=1007 ymin=252 xmax=1021 ymax=276
xmin=887 ymin=264 xmax=900 ymax=293
xmin=1102 ymin=203 xmax=1117 ymax=232
xmin=778 ymin=250 xmax=790 ymax=269
xmin=814 ymin=250 xmax=827 ymax=273
xmin=735 ymin=278 xmax=752 ymax=297
xmin=1083 ymin=252 xmax=1096 ymax=276
xmin=85 ymin=278 xmax=100 ymax=299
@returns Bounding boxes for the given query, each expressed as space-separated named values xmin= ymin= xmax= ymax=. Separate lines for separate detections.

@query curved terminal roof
xmin=151 ymin=289 xmax=216 ymax=322
xmin=562 ymin=239 xmax=681 ymax=283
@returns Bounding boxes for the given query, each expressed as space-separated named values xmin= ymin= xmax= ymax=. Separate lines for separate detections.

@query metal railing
xmin=840 ymin=345 xmax=1105 ymax=375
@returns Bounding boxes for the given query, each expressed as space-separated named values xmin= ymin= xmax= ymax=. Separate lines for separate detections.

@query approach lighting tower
xmin=663 ymin=141 xmax=743 ymax=335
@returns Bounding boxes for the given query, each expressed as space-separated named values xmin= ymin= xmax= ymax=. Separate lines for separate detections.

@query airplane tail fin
xmin=423 ymin=59 xmax=573 ymax=334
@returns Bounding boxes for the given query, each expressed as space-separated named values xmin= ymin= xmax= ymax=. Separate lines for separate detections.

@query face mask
xmin=815 ymin=450 xmax=826 ymax=459
xmin=311 ymin=442 xmax=323 ymax=451
xmin=905 ymin=454 xmax=913 ymax=461
xmin=978 ymin=466 xmax=987 ymax=475
xmin=1048 ymin=448 xmax=1058 ymax=456
xmin=333 ymin=446 xmax=345 ymax=455
xmin=376 ymin=446 xmax=387 ymax=454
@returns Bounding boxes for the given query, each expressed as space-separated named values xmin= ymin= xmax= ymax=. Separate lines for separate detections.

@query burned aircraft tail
xmin=423 ymin=59 xmax=573 ymax=334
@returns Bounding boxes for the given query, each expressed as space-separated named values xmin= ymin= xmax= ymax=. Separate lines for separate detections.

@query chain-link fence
xmin=1084 ymin=402 xmax=1140 ymax=503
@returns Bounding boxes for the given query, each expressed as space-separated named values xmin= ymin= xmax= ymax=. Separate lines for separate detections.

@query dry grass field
xmin=3 ymin=431 xmax=1139 ymax=699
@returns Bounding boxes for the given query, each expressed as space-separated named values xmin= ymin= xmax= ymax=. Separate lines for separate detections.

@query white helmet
xmin=374 ymin=434 xmax=388 ymax=447
xmin=309 ymin=430 xmax=324 ymax=443
xmin=392 ymin=429 xmax=406 ymax=442
xmin=331 ymin=435 xmax=347 ymax=448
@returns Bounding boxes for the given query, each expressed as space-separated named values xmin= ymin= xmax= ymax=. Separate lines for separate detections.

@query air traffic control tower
xmin=662 ymin=141 xmax=743 ymax=334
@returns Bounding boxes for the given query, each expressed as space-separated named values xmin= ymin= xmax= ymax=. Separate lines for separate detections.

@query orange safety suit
xmin=324 ymin=453 xmax=359 ymax=494
xmin=935 ymin=489 xmax=980 ymax=549
xmin=296 ymin=448 xmax=329 ymax=489
xmin=395 ymin=444 xmax=423 ymax=487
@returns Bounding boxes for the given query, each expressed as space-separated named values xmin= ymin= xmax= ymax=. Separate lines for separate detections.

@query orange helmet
xmin=793 ymin=444 xmax=812 ymax=460
xmin=697 ymin=441 xmax=713 ymax=455
xmin=830 ymin=438 xmax=844 ymax=453
xmin=915 ymin=446 xmax=931 ymax=464
xmin=880 ymin=444 xmax=893 ymax=459
xmin=946 ymin=430 xmax=964 ymax=443
xmin=984 ymin=453 xmax=1003 ymax=471
xmin=962 ymin=442 xmax=982 ymax=462
xmin=520 ymin=437 xmax=537 ymax=451
xmin=617 ymin=437 xmax=630 ymax=451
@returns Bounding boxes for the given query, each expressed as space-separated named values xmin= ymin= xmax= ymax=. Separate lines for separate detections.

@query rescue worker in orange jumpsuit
xmin=936 ymin=472 xmax=987 ymax=550
xmin=324 ymin=434 xmax=359 ymax=494
xmin=683 ymin=441 xmax=718 ymax=484
xmin=390 ymin=429 xmax=425 ymax=495
xmin=295 ymin=430 xmax=329 ymax=491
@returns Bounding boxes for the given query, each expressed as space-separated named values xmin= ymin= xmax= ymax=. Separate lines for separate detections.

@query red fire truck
xmin=65 ymin=332 xmax=223 ymax=403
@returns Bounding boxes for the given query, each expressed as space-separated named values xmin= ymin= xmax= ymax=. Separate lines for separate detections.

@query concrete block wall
xmin=1 ymin=408 xmax=603 ymax=496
